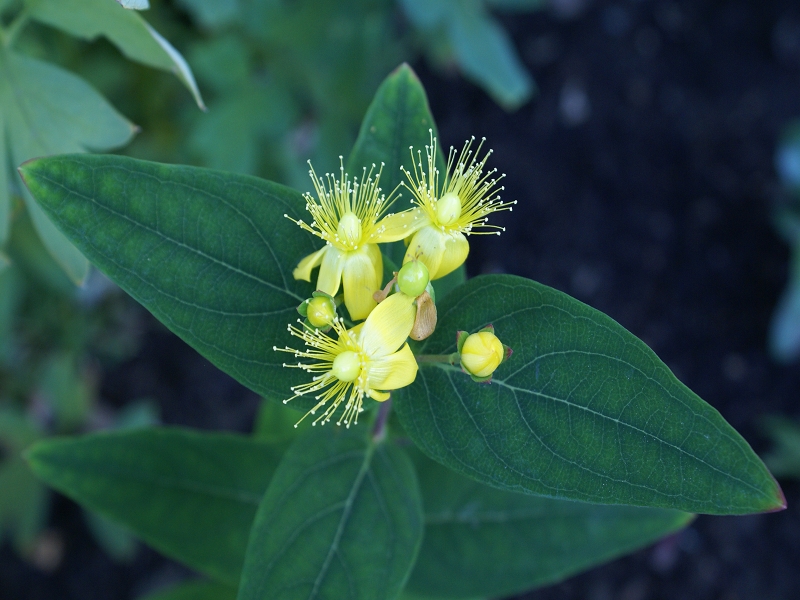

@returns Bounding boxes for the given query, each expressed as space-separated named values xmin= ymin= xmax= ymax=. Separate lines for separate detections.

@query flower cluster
xmin=278 ymin=136 xmax=514 ymax=426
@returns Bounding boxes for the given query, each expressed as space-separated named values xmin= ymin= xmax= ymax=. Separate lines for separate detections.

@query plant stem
xmin=415 ymin=353 xmax=459 ymax=365
xmin=371 ymin=398 xmax=392 ymax=442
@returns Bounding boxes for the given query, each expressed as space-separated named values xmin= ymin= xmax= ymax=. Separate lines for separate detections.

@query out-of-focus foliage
xmin=762 ymin=416 xmax=800 ymax=479
xmin=770 ymin=122 xmax=800 ymax=362
xmin=123 ymin=0 xmax=541 ymax=188
xmin=0 ymin=0 xmax=195 ymax=562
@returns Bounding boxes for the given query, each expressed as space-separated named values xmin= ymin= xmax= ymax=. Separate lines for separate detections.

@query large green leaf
xmin=346 ymin=64 xmax=439 ymax=196
xmin=346 ymin=64 xmax=443 ymax=269
xmin=0 ymin=48 xmax=135 ymax=283
xmin=25 ymin=0 xmax=204 ymax=108
xmin=238 ymin=427 xmax=423 ymax=600
xmin=406 ymin=452 xmax=692 ymax=598
xmin=395 ymin=274 xmax=784 ymax=515
xmin=19 ymin=154 xmax=320 ymax=405
xmin=26 ymin=428 xmax=284 ymax=585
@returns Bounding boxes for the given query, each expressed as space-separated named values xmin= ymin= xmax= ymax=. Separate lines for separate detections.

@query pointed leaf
xmin=406 ymin=452 xmax=692 ymax=598
xmin=346 ymin=63 xmax=451 ymax=272
xmin=19 ymin=154 xmax=322 ymax=406
xmin=238 ymin=427 xmax=423 ymax=600
xmin=395 ymin=274 xmax=784 ymax=515
xmin=26 ymin=428 xmax=284 ymax=585
xmin=346 ymin=64 xmax=439 ymax=195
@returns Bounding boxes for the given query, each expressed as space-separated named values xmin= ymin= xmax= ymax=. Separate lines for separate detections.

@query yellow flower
xmin=274 ymin=292 xmax=418 ymax=427
xmin=399 ymin=134 xmax=517 ymax=279
xmin=289 ymin=160 xmax=420 ymax=320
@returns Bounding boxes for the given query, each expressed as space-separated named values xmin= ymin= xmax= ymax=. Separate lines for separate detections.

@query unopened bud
xmin=397 ymin=259 xmax=430 ymax=298
xmin=298 ymin=292 xmax=337 ymax=330
xmin=457 ymin=325 xmax=511 ymax=382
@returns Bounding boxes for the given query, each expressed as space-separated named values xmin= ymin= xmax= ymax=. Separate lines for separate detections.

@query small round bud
xmin=337 ymin=212 xmax=362 ymax=247
xmin=397 ymin=260 xmax=430 ymax=298
xmin=331 ymin=351 xmax=361 ymax=382
xmin=306 ymin=295 xmax=336 ymax=328
xmin=460 ymin=331 xmax=505 ymax=378
xmin=436 ymin=192 xmax=462 ymax=226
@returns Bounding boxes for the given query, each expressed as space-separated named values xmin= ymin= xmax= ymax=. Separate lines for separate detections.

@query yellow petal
xmin=434 ymin=232 xmax=469 ymax=280
xmin=317 ymin=246 xmax=345 ymax=296
xmin=367 ymin=389 xmax=391 ymax=402
xmin=359 ymin=292 xmax=416 ymax=357
xmin=371 ymin=207 xmax=428 ymax=243
xmin=342 ymin=245 xmax=382 ymax=320
xmin=292 ymin=247 xmax=326 ymax=282
xmin=404 ymin=225 xmax=446 ymax=280
xmin=367 ymin=343 xmax=418 ymax=391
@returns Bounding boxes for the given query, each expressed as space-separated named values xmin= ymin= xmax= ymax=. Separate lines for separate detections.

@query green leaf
xmin=26 ymin=0 xmax=204 ymax=108
xmin=18 ymin=154 xmax=323 ymax=407
xmin=346 ymin=63 xmax=443 ymax=267
xmin=26 ymin=428 xmax=284 ymax=585
xmin=446 ymin=1 xmax=534 ymax=110
xmin=238 ymin=427 xmax=424 ymax=600
xmin=140 ymin=580 xmax=237 ymax=600
xmin=0 ymin=47 xmax=136 ymax=283
xmin=347 ymin=63 xmax=440 ymax=198
xmin=406 ymin=452 xmax=692 ymax=598
xmin=395 ymin=274 xmax=785 ymax=515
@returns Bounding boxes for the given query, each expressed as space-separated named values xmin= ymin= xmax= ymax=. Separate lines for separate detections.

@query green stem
xmin=371 ymin=398 xmax=392 ymax=442
xmin=415 ymin=353 xmax=459 ymax=365
xmin=3 ymin=9 xmax=30 ymax=48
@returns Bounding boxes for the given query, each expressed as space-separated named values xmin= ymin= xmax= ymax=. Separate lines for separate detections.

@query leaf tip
xmin=765 ymin=480 xmax=787 ymax=513
xmin=17 ymin=157 xmax=42 ymax=183
xmin=392 ymin=62 xmax=418 ymax=82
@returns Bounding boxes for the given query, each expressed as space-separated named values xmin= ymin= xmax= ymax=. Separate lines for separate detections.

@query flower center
xmin=436 ymin=192 xmax=462 ymax=226
xmin=331 ymin=350 xmax=361 ymax=382
xmin=337 ymin=212 xmax=362 ymax=248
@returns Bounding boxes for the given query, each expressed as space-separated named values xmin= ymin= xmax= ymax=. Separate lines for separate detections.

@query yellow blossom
xmin=288 ymin=160 xmax=420 ymax=320
xmin=274 ymin=292 xmax=418 ymax=427
xmin=397 ymin=134 xmax=517 ymax=279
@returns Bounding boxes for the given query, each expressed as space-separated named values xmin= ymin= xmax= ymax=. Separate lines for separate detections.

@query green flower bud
xmin=397 ymin=259 xmax=430 ymax=298
xmin=306 ymin=294 xmax=337 ymax=329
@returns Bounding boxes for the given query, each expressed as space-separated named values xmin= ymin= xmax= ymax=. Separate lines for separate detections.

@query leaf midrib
xmin=421 ymin=363 xmax=769 ymax=506
xmin=30 ymin=163 xmax=305 ymax=302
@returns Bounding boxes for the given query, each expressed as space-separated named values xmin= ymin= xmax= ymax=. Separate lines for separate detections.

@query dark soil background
xmin=4 ymin=0 xmax=800 ymax=598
